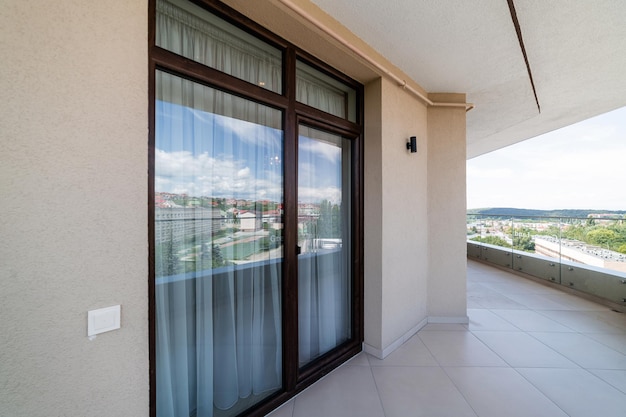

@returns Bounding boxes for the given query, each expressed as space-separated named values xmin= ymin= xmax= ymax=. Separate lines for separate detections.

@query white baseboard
xmin=362 ymin=317 xmax=428 ymax=359
xmin=427 ymin=315 xmax=469 ymax=324
xmin=362 ymin=315 xmax=469 ymax=359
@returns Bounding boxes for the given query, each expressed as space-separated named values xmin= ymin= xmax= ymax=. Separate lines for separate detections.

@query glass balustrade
xmin=467 ymin=213 xmax=626 ymax=307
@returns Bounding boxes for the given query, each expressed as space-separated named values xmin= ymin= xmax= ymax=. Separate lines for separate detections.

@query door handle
xmin=296 ymin=245 xmax=301 ymax=255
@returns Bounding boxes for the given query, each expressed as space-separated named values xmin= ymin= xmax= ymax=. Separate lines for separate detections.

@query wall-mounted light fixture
xmin=406 ymin=136 xmax=417 ymax=153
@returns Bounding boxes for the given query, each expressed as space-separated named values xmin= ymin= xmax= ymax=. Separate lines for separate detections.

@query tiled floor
xmin=267 ymin=260 xmax=626 ymax=417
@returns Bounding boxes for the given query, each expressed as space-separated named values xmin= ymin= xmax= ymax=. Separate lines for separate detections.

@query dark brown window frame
xmin=148 ymin=1 xmax=364 ymax=416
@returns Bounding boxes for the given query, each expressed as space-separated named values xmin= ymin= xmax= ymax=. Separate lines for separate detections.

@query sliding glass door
xmin=154 ymin=71 xmax=284 ymax=416
xmin=297 ymin=125 xmax=352 ymax=367
xmin=150 ymin=1 xmax=363 ymax=415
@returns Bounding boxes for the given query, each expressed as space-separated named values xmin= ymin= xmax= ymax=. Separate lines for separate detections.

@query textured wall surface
xmin=427 ymin=94 xmax=468 ymax=320
xmin=0 ymin=1 xmax=149 ymax=415
xmin=363 ymin=77 xmax=430 ymax=355
xmin=380 ymin=78 xmax=430 ymax=349
xmin=363 ymin=79 xmax=384 ymax=351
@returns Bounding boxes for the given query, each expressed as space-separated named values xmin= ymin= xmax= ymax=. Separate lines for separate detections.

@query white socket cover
xmin=88 ymin=305 xmax=121 ymax=336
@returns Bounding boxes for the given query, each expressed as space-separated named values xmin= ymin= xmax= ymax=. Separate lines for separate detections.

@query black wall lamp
xmin=406 ymin=136 xmax=417 ymax=153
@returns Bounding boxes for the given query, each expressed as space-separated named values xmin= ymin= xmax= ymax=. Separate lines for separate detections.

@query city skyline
xmin=467 ymin=106 xmax=626 ymax=211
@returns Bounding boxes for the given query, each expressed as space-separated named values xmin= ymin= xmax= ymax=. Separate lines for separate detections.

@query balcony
xmin=267 ymin=259 xmax=626 ymax=417
xmin=467 ymin=214 xmax=626 ymax=310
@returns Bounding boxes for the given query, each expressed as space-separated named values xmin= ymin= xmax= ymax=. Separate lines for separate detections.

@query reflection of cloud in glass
xmin=299 ymin=186 xmax=342 ymax=205
xmin=155 ymin=149 xmax=282 ymax=200
xmin=298 ymin=134 xmax=343 ymax=204
xmin=299 ymin=135 xmax=341 ymax=164
xmin=211 ymin=111 xmax=282 ymax=149
xmin=156 ymin=97 xmax=284 ymax=201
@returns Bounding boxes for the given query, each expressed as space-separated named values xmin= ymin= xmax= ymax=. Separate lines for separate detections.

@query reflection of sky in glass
xmin=156 ymin=100 xmax=283 ymax=201
xmin=298 ymin=133 xmax=342 ymax=205
xmin=156 ymin=101 xmax=344 ymax=204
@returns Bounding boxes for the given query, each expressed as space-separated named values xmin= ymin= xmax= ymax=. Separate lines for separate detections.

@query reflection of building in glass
xmin=239 ymin=211 xmax=262 ymax=231
xmin=155 ymin=207 xmax=222 ymax=244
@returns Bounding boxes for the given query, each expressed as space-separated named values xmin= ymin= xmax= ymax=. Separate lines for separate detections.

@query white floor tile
xmin=539 ymin=310 xmax=626 ymax=333
xmin=346 ymin=351 xmax=371 ymax=366
xmin=585 ymin=332 xmax=626 ymax=354
xmin=591 ymin=310 xmax=626 ymax=331
xmin=546 ymin=293 xmax=614 ymax=311
xmin=503 ymin=292 xmax=569 ymax=310
xmin=530 ymin=332 xmax=626 ymax=369
xmin=517 ymin=368 xmax=626 ymax=417
xmin=467 ymin=293 xmax=528 ymax=309
xmin=292 ymin=365 xmax=384 ymax=417
xmin=482 ymin=280 xmax=553 ymax=295
xmin=266 ymin=400 xmax=294 ymax=417
xmin=372 ymin=366 xmax=477 ymax=417
xmin=418 ymin=331 xmax=507 ymax=367
xmin=589 ymin=369 xmax=626 ymax=394
xmin=491 ymin=309 xmax=575 ymax=332
xmin=472 ymin=331 xmax=579 ymax=368
xmin=265 ymin=261 xmax=626 ymax=417
xmin=466 ymin=309 xmax=520 ymax=331
xmin=445 ymin=367 xmax=568 ymax=417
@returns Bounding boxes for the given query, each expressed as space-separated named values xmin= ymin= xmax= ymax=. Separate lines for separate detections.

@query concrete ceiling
xmin=309 ymin=0 xmax=626 ymax=158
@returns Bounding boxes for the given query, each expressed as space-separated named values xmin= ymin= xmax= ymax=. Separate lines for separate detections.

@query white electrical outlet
xmin=87 ymin=305 xmax=121 ymax=337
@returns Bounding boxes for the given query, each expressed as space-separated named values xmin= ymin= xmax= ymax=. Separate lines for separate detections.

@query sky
xmin=467 ymin=106 xmax=626 ymax=211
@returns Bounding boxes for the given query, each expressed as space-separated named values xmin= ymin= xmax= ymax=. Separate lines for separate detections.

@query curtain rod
xmin=277 ymin=0 xmax=474 ymax=111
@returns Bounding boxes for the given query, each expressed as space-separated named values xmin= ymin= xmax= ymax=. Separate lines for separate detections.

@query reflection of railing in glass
xmin=298 ymin=211 xmax=343 ymax=254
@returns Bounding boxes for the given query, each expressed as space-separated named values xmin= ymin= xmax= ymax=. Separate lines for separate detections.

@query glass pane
xmin=297 ymin=125 xmax=352 ymax=367
xmin=155 ymin=70 xmax=283 ymax=417
xmin=296 ymin=60 xmax=357 ymax=122
xmin=156 ymin=0 xmax=282 ymax=93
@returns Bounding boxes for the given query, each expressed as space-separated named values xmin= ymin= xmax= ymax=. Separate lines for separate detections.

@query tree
xmin=211 ymin=244 xmax=225 ymax=268
xmin=156 ymin=239 xmax=181 ymax=277
xmin=318 ymin=200 xmax=341 ymax=238
xmin=471 ymin=236 xmax=510 ymax=248
xmin=513 ymin=235 xmax=535 ymax=252
xmin=587 ymin=228 xmax=617 ymax=248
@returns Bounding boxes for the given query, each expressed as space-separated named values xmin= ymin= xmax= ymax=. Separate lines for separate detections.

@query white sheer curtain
xmin=297 ymin=127 xmax=352 ymax=366
xmin=155 ymin=70 xmax=283 ymax=417
xmin=296 ymin=66 xmax=346 ymax=119
xmin=157 ymin=0 xmax=282 ymax=94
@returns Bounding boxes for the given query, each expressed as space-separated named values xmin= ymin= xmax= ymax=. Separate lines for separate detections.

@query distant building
xmin=534 ymin=237 xmax=626 ymax=273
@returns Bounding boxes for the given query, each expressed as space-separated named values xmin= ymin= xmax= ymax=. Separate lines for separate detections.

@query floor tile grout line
xmin=437 ymin=366 xmax=480 ymax=417
xmin=365 ymin=356 xmax=389 ymax=417
xmin=470 ymin=266 xmax=576 ymax=417
xmin=508 ymin=366 xmax=574 ymax=417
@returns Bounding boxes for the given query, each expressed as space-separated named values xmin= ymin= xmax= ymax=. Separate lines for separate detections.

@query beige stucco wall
xmin=364 ymin=78 xmax=430 ymax=355
xmin=363 ymin=79 xmax=384 ymax=350
xmin=427 ymin=94 xmax=469 ymax=320
xmin=0 ymin=1 xmax=149 ymax=416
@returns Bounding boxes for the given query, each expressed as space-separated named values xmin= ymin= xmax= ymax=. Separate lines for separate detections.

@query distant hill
xmin=467 ymin=207 xmax=626 ymax=218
